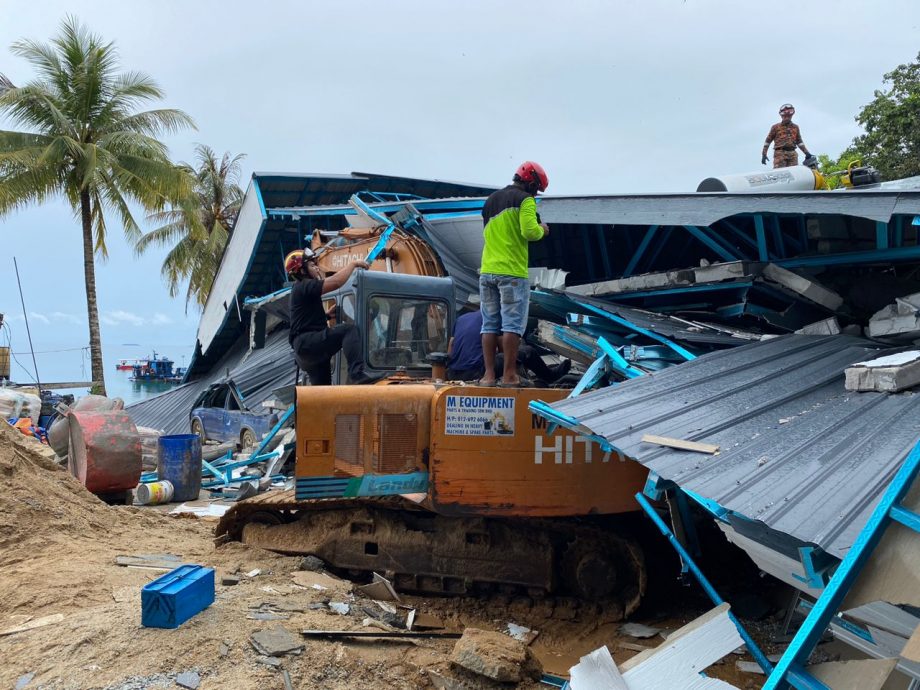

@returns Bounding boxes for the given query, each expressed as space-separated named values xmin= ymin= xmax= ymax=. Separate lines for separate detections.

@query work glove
xmin=761 ymin=154 xmax=768 ymax=165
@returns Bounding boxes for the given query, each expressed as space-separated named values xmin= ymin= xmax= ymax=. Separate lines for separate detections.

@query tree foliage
xmin=850 ymin=51 xmax=920 ymax=181
xmin=136 ymin=145 xmax=245 ymax=310
xmin=0 ymin=17 xmax=194 ymax=393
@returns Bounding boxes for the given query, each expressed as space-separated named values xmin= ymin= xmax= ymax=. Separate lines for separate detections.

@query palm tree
xmin=136 ymin=145 xmax=245 ymax=310
xmin=0 ymin=17 xmax=194 ymax=395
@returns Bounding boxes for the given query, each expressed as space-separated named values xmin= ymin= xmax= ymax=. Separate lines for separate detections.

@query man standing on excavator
xmin=479 ymin=161 xmax=550 ymax=387
xmin=285 ymin=249 xmax=380 ymax=385
xmin=762 ymin=104 xmax=813 ymax=169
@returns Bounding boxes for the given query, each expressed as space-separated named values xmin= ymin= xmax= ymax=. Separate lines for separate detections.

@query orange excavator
xmin=219 ymin=209 xmax=650 ymax=617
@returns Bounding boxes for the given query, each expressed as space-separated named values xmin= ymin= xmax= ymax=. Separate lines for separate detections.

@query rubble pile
xmin=0 ymin=421 xmax=119 ymax=549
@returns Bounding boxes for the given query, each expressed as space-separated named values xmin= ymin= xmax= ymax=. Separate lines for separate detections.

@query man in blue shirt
xmin=447 ymin=309 xmax=570 ymax=385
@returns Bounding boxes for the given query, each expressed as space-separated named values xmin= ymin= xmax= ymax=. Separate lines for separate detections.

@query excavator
xmin=218 ymin=204 xmax=650 ymax=617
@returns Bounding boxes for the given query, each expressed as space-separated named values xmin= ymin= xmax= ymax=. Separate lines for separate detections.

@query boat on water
xmin=115 ymin=358 xmax=144 ymax=370
xmin=129 ymin=353 xmax=186 ymax=383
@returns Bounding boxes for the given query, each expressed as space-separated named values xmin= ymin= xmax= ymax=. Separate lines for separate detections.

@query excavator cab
xmin=322 ymin=270 xmax=455 ymax=385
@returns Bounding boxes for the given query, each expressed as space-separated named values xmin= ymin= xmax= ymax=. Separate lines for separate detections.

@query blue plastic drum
xmin=157 ymin=434 xmax=202 ymax=502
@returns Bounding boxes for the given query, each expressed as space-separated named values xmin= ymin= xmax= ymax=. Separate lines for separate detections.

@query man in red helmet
xmin=762 ymin=104 xmax=812 ymax=169
xmin=285 ymin=248 xmax=379 ymax=385
xmin=478 ymin=161 xmax=550 ymax=387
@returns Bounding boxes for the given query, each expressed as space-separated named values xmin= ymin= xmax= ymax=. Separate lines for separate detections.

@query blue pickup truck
xmin=189 ymin=381 xmax=278 ymax=449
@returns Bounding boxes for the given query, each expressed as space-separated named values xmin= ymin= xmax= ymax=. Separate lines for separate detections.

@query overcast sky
xmin=1 ymin=0 xmax=919 ymax=383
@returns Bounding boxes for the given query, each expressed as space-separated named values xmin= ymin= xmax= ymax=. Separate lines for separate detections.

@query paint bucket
xmin=157 ymin=434 xmax=202 ymax=502
xmin=136 ymin=480 xmax=175 ymax=505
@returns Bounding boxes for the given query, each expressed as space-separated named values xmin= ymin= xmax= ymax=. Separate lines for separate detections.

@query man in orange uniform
xmin=762 ymin=104 xmax=812 ymax=168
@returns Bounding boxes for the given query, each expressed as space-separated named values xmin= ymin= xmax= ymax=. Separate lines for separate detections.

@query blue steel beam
xmin=596 ymin=225 xmax=613 ymax=276
xmin=571 ymin=299 xmax=697 ymax=361
xmin=876 ymin=221 xmax=890 ymax=249
xmin=642 ymin=226 xmax=674 ymax=273
xmin=779 ymin=244 xmax=920 ymax=269
xmin=683 ymin=225 xmax=740 ymax=262
xmin=623 ymin=225 xmax=659 ymax=277
xmin=753 ymin=214 xmax=769 ymax=261
xmin=635 ymin=493 xmax=774 ymax=675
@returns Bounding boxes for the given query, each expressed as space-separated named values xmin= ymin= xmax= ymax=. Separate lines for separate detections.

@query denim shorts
xmin=479 ymin=273 xmax=530 ymax=336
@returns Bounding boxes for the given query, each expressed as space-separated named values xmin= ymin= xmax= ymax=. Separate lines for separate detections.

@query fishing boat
xmin=129 ymin=353 xmax=184 ymax=383
xmin=115 ymin=358 xmax=144 ymax=370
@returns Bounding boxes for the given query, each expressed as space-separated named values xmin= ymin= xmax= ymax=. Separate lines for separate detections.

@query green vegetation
xmin=0 ymin=17 xmax=195 ymax=394
xmin=136 ymin=145 xmax=245 ymax=311
xmin=821 ymin=51 xmax=920 ymax=183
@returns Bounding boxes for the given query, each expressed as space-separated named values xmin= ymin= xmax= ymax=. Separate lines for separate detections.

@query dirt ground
xmin=0 ymin=423 xmax=777 ymax=689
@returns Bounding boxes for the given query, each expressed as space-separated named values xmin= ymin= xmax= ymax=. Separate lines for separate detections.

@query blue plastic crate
xmin=141 ymin=564 xmax=215 ymax=629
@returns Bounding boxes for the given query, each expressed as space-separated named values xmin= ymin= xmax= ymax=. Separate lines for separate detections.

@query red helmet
xmin=515 ymin=161 xmax=549 ymax=192
xmin=284 ymin=248 xmax=317 ymax=277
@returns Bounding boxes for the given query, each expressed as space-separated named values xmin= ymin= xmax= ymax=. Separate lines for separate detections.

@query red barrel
xmin=68 ymin=410 xmax=142 ymax=494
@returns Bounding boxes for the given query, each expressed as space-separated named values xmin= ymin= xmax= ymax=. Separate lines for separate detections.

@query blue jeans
xmin=479 ymin=273 xmax=529 ymax=336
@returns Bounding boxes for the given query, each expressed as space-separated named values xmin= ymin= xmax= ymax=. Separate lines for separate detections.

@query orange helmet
xmin=514 ymin=161 xmax=549 ymax=192
xmin=284 ymin=248 xmax=316 ymax=277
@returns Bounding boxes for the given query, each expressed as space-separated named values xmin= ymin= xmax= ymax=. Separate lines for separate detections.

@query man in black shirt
xmin=285 ymin=248 xmax=379 ymax=385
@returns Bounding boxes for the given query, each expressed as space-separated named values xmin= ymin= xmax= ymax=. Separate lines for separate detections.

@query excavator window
xmin=366 ymin=295 xmax=448 ymax=369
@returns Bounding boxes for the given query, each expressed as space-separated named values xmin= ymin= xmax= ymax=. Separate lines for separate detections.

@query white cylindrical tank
xmin=697 ymin=165 xmax=821 ymax=193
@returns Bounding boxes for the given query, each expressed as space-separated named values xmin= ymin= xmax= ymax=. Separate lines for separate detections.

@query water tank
xmin=698 ymin=165 xmax=820 ymax=193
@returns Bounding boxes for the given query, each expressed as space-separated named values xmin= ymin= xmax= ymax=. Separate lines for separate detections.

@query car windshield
xmin=367 ymin=295 xmax=448 ymax=369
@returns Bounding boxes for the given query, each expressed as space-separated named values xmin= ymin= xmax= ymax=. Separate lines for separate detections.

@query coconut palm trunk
xmin=80 ymin=189 xmax=105 ymax=394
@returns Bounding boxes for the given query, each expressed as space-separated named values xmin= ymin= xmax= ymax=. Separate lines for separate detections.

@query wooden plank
xmin=0 ymin=613 xmax=64 ymax=636
xmin=114 ymin=555 xmax=182 ymax=571
xmin=568 ymin=645 xmax=629 ymax=690
xmin=640 ymin=434 xmax=719 ymax=455
xmin=301 ymin=630 xmax=461 ymax=639
xmin=620 ymin=603 xmax=743 ymax=690
xmin=808 ymin=659 xmax=897 ymax=690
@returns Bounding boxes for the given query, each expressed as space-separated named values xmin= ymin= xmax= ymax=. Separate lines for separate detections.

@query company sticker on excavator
xmin=444 ymin=395 xmax=515 ymax=436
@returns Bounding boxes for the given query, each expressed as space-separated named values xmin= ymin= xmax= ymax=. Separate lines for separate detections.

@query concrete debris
xmin=450 ymin=628 xmax=543 ymax=683
xmin=247 ymin=611 xmax=290 ymax=621
xmin=505 ymin=622 xmax=539 ymax=644
xmin=218 ymin=641 xmax=230 ymax=658
xmin=329 ymin=602 xmax=350 ymax=615
xmin=795 ymin=317 xmax=841 ymax=336
xmin=220 ymin=574 xmax=240 ymax=586
xmin=245 ymin=569 xmax=262 ymax=578
xmin=736 ymin=660 xmax=764 ymax=674
xmin=762 ymin=264 xmax=844 ymax=311
xmin=356 ymin=572 xmax=400 ymax=602
xmin=250 ymin=626 xmax=304 ymax=657
xmin=845 ymin=351 xmax=920 ymax=392
xmin=868 ymin=292 xmax=920 ymax=338
xmin=298 ymin=555 xmax=325 ymax=572
xmin=281 ymin=669 xmax=294 ymax=690
xmin=620 ymin=622 xmax=661 ymax=638
xmin=15 ymin=672 xmax=35 ymax=690
xmin=256 ymin=656 xmax=282 ymax=668
xmin=175 ymin=671 xmax=201 ymax=689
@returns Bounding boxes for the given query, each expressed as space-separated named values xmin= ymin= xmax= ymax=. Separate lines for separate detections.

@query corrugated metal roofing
xmin=128 ymin=328 xmax=295 ymax=434
xmin=538 ymin=190 xmax=920 ymax=226
xmin=541 ymin=335 xmax=920 ymax=558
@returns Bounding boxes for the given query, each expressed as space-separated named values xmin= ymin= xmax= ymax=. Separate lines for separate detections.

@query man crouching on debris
xmin=479 ymin=161 xmax=550 ymax=387
xmin=285 ymin=249 xmax=381 ymax=385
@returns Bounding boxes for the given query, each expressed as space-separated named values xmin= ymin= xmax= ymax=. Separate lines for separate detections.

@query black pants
xmin=293 ymin=324 xmax=364 ymax=386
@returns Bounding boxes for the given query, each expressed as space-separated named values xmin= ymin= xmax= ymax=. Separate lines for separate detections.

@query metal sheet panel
xmin=542 ymin=335 xmax=920 ymax=558
xmin=539 ymin=191 xmax=920 ymax=226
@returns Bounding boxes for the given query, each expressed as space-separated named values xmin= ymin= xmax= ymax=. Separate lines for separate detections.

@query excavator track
xmin=217 ymin=490 xmax=646 ymax=618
